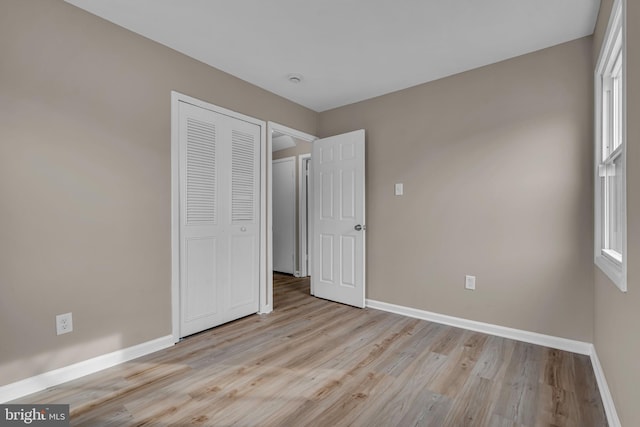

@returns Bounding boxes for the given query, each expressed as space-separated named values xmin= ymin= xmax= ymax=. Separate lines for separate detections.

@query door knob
xmin=354 ymin=224 xmax=366 ymax=231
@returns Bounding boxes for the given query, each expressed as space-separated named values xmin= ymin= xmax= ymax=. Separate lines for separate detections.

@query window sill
xmin=602 ymin=249 xmax=622 ymax=264
xmin=595 ymin=253 xmax=626 ymax=292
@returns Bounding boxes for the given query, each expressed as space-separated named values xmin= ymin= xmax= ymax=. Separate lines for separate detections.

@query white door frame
xmin=266 ymin=122 xmax=317 ymax=311
xmin=298 ymin=154 xmax=311 ymax=278
xmin=171 ymin=91 xmax=267 ymax=342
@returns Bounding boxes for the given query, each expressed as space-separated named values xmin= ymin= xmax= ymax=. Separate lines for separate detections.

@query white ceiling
xmin=64 ymin=0 xmax=600 ymax=112
xmin=272 ymin=134 xmax=296 ymax=152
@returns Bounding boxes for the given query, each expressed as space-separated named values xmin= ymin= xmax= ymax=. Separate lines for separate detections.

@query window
xmin=595 ymin=0 xmax=626 ymax=291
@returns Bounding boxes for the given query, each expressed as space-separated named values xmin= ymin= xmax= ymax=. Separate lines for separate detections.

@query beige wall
xmin=273 ymin=139 xmax=313 ymax=274
xmin=593 ymin=0 xmax=640 ymax=425
xmin=319 ymin=37 xmax=595 ymax=342
xmin=0 ymin=0 xmax=317 ymax=386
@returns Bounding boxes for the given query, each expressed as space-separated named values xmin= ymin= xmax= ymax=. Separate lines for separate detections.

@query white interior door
xmin=311 ymin=129 xmax=365 ymax=308
xmin=178 ymin=101 xmax=260 ymax=337
xmin=272 ymin=157 xmax=296 ymax=274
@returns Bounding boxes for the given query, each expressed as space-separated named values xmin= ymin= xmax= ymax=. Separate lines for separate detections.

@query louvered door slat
xmin=231 ymin=129 xmax=257 ymax=223
xmin=186 ymin=118 xmax=216 ymax=225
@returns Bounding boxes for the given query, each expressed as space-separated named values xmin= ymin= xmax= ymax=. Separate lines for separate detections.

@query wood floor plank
xmin=428 ymin=331 xmax=488 ymax=398
xmin=489 ymin=413 xmax=528 ymax=427
xmin=394 ymin=388 xmax=453 ymax=427
xmin=493 ymin=341 xmax=544 ymax=426
xmin=573 ymin=353 xmax=608 ymax=426
xmin=442 ymin=375 xmax=496 ymax=427
xmin=15 ymin=274 xmax=608 ymax=426
xmin=371 ymin=321 xmax=443 ymax=378
xmin=358 ymin=350 xmax=449 ymax=426
xmin=472 ymin=335 xmax=517 ymax=381
xmin=429 ymin=325 xmax=466 ymax=355
xmin=541 ymin=348 xmax=576 ymax=392
xmin=265 ymin=317 xmax=421 ymax=426
xmin=536 ymin=383 xmax=581 ymax=427
xmin=71 ymin=362 xmax=192 ymax=420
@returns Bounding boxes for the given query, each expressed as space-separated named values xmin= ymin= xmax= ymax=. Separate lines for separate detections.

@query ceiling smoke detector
xmin=288 ymin=73 xmax=303 ymax=84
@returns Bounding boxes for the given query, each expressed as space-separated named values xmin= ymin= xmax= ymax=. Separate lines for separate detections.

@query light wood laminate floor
xmin=17 ymin=274 xmax=607 ymax=426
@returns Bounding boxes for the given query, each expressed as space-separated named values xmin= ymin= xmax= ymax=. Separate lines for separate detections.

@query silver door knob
xmin=354 ymin=224 xmax=366 ymax=231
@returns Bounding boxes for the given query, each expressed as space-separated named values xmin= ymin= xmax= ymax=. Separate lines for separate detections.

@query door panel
xmin=230 ymin=234 xmax=258 ymax=308
xmin=340 ymin=235 xmax=356 ymax=287
xmin=184 ymin=237 xmax=218 ymax=321
xmin=272 ymin=158 xmax=296 ymax=274
xmin=341 ymin=170 xmax=356 ymax=218
xmin=312 ymin=129 xmax=366 ymax=308
xmin=179 ymin=101 xmax=259 ymax=338
xmin=320 ymin=234 xmax=334 ymax=282
xmin=320 ymin=172 xmax=334 ymax=219
xmin=228 ymin=117 xmax=260 ymax=316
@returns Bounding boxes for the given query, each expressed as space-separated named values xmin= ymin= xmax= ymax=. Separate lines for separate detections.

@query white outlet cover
xmin=395 ymin=183 xmax=404 ymax=196
xmin=465 ymin=275 xmax=476 ymax=290
xmin=56 ymin=312 xmax=73 ymax=335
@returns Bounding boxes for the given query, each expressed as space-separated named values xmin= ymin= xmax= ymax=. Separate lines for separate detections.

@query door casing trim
xmin=298 ymin=153 xmax=312 ymax=278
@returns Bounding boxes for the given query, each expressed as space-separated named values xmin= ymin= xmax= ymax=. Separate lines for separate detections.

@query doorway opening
xmin=267 ymin=124 xmax=367 ymax=311
xmin=267 ymin=123 xmax=317 ymax=309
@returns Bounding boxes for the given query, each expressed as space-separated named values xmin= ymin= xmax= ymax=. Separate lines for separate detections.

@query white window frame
xmin=594 ymin=0 xmax=627 ymax=292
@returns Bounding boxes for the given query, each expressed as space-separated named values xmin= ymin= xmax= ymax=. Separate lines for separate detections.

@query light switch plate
xmin=395 ymin=183 xmax=403 ymax=196
xmin=465 ymin=275 xmax=476 ymax=290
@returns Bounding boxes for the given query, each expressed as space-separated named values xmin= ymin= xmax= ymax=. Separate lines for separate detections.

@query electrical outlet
xmin=465 ymin=275 xmax=476 ymax=290
xmin=56 ymin=312 xmax=73 ymax=335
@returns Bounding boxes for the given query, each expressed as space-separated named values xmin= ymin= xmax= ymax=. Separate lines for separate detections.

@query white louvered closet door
xmin=179 ymin=101 xmax=260 ymax=338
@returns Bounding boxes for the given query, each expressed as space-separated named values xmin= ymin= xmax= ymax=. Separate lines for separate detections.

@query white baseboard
xmin=589 ymin=346 xmax=621 ymax=427
xmin=0 ymin=335 xmax=174 ymax=403
xmin=366 ymin=299 xmax=592 ymax=355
